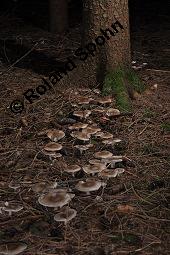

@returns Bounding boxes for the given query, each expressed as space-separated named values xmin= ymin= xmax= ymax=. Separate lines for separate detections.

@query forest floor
xmin=0 ymin=15 xmax=170 ymax=255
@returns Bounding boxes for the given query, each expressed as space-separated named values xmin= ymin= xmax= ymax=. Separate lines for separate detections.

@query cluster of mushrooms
xmin=0 ymin=94 xmax=129 ymax=255
xmin=35 ymin=95 xmax=127 ymax=225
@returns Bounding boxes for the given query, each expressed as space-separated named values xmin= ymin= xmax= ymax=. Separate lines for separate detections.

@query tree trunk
xmin=82 ymin=0 xmax=131 ymax=84
xmin=49 ymin=0 xmax=68 ymax=34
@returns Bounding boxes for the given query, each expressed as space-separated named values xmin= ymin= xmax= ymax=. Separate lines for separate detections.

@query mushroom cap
xmin=98 ymin=97 xmax=112 ymax=104
xmin=64 ymin=165 xmax=81 ymax=174
xmin=94 ymin=151 xmax=113 ymax=159
xmin=100 ymin=132 xmax=113 ymax=139
xmin=106 ymin=108 xmax=120 ymax=117
xmin=38 ymin=191 xmax=75 ymax=208
xmin=71 ymin=131 xmax=91 ymax=141
xmin=75 ymin=179 xmax=102 ymax=192
xmin=89 ymin=159 xmax=102 ymax=165
xmin=47 ymin=130 xmax=65 ymax=142
xmin=44 ymin=142 xmax=62 ymax=152
xmin=77 ymin=96 xmax=93 ymax=105
xmin=73 ymin=110 xmax=91 ymax=118
xmin=99 ymin=169 xmax=118 ymax=178
xmin=102 ymin=138 xmax=122 ymax=145
xmin=95 ymin=131 xmax=104 ymax=137
xmin=82 ymin=126 xmax=101 ymax=135
xmin=82 ymin=164 xmax=106 ymax=174
xmin=0 ymin=242 xmax=27 ymax=255
xmin=2 ymin=202 xmax=23 ymax=213
xmin=42 ymin=149 xmax=62 ymax=158
xmin=54 ymin=207 xmax=77 ymax=223
xmin=68 ymin=122 xmax=88 ymax=130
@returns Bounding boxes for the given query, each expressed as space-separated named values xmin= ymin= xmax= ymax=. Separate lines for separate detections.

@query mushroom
xmin=106 ymin=108 xmax=120 ymax=117
xmin=100 ymin=132 xmax=113 ymax=139
xmin=42 ymin=149 xmax=62 ymax=160
xmin=102 ymin=156 xmax=123 ymax=168
xmin=74 ymin=144 xmax=93 ymax=155
xmin=102 ymin=138 xmax=122 ymax=145
xmin=77 ymin=96 xmax=93 ymax=105
xmin=98 ymin=97 xmax=112 ymax=104
xmin=95 ymin=131 xmax=104 ymax=138
xmin=71 ymin=131 xmax=91 ymax=141
xmin=89 ymin=159 xmax=102 ymax=165
xmin=47 ymin=130 xmax=65 ymax=142
xmin=44 ymin=142 xmax=62 ymax=152
xmin=82 ymin=126 xmax=101 ymax=135
xmin=94 ymin=151 xmax=113 ymax=160
xmin=75 ymin=179 xmax=104 ymax=195
xmin=68 ymin=122 xmax=88 ymax=130
xmin=64 ymin=165 xmax=81 ymax=177
xmin=73 ymin=110 xmax=91 ymax=119
xmin=0 ymin=242 xmax=27 ymax=255
xmin=38 ymin=191 xmax=75 ymax=208
xmin=82 ymin=164 xmax=106 ymax=176
xmin=2 ymin=202 xmax=23 ymax=216
xmin=54 ymin=206 xmax=77 ymax=224
xmin=99 ymin=169 xmax=118 ymax=179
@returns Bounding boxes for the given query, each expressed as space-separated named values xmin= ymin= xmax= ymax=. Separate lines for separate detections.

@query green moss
xmin=102 ymin=66 xmax=145 ymax=112
xmin=126 ymin=68 xmax=146 ymax=93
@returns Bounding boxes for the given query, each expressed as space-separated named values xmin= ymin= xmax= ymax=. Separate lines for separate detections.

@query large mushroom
xmin=54 ymin=206 xmax=77 ymax=224
xmin=73 ymin=110 xmax=91 ymax=119
xmin=82 ymin=126 xmax=101 ymax=135
xmin=71 ymin=131 xmax=91 ymax=141
xmin=38 ymin=191 xmax=75 ymax=208
xmin=94 ymin=151 xmax=113 ymax=160
xmin=75 ymin=179 xmax=104 ymax=195
xmin=0 ymin=242 xmax=27 ymax=255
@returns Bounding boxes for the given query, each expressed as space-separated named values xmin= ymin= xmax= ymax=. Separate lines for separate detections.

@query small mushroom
xmin=102 ymin=138 xmax=122 ymax=145
xmin=68 ymin=122 xmax=88 ymax=130
xmin=47 ymin=130 xmax=65 ymax=142
xmin=82 ymin=126 xmax=101 ymax=135
xmin=64 ymin=165 xmax=81 ymax=177
xmin=82 ymin=164 xmax=106 ymax=176
xmin=73 ymin=110 xmax=91 ymax=119
xmin=106 ymin=108 xmax=120 ymax=117
xmin=54 ymin=206 xmax=77 ymax=224
xmin=0 ymin=242 xmax=27 ymax=255
xmin=75 ymin=179 xmax=104 ymax=195
xmin=100 ymin=132 xmax=113 ymax=139
xmin=89 ymin=159 xmax=102 ymax=165
xmin=74 ymin=144 xmax=93 ymax=155
xmin=99 ymin=169 xmax=118 ymax=179
xmin=115 ymin=168 xmax=125 ymax=176
xmin=38 ymin=191 xmax=75 ymax=208
xmin=2 ymin=202 xmax=23 ymax=216
xmin=94 ymin=151 xmax=113 ymax=159
xmin=98 ymin=97 xmax=112 ymax=104
xmin=77 ymin=96 xmax=93 ymax=105
xmin=44 ymin=142 xmax=62 ymax=152
xmin=71 ymin=131 xmax=91 ymax=141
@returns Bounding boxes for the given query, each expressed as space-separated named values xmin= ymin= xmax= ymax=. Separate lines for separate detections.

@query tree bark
xmin=82 ymin=0 xmax=131 ymax=84
xmin=49 ymin=0 xmax=68 ymax=34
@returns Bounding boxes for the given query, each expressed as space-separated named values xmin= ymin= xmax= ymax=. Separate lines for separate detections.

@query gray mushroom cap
xmin=82 ymin=164 xmax=106 ymax=175
xmin=38 ymin=191 xmax=75 ymax=208
xmin=0 ymin=242 xmax=27 ymax=255
xmin=47 ymin=130 xmax=65 ymax=142
xmin=44 ymin=142 xmax=62 ymax=152
xmin=54 ymin=207 xmax=77 ymax=224
xmin=75 ymin=179 xmax=103 ymax=193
